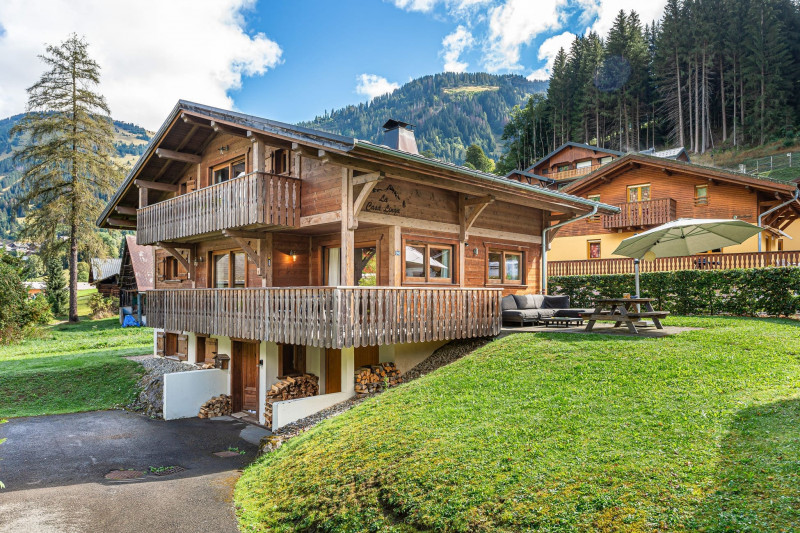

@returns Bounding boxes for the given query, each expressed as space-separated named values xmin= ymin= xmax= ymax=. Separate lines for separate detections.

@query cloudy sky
xmin=0 ymin=0 xmax=667 ymax=129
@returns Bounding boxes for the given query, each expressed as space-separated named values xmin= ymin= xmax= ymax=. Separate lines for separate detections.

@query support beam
xmin=210 ymin=120 xmax=248 ymax=138
xmin=224 ymin=232 xmax=264 ymax=277
xmin=139 ymin=187 xmax=148 ymax=208
xmin=134 ymin=179 xmax=179 ymax=192
xmin=107 ymin=217 xmax=136 ymax=228
xmin=223 ymin=230 xmax=268 ymax=239
xmin=388 ymin=225 xmax=402 ymax=286
xmin=181 ymin=113 xmax=212 ymax=127
xmin=349 ymin=172 xmax=385 ymax=230
xmin=157 ymin=243 xmax=192 ymax=278
xmin=115 ymin=206 xmax=137 ymax=216
xmin=352 ymin=171 xmax=385 ymax=186
xmin=341 ymin=168 xmax=354 ymax=286
xmin=155 ymin=148 xmax=201 ymax=164
xmin=459 ymin=194 xmax=494 ymax=241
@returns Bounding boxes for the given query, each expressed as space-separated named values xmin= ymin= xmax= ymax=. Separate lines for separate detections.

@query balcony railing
xmin=603 ymin=198 xmax=677 ymax=229
xmin=137 ymin=172 xmax=301 ymax=245
xmin=549 ymin=251 xmax=800 ymax=276
xmin=543 ymin=164 xmax=604 ymax=180
xmin=146 ymin=287 xmax=502 ymax=349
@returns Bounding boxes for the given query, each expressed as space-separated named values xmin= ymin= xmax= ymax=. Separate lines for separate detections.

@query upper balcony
xmin=136 ymin=171 xmax=301 ymax=246
xmin=543 ymin=164 xmax=604 ymax=181
xmin=603 ymin=198 xmax=677 ymax=230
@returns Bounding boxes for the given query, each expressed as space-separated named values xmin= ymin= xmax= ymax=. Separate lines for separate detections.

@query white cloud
xmin=390 ymin=0 xmax=492 ymax=15
xmin=390 ymin=0 xmax=438 ymax=12
xmin=582 ymin=0 xmax=668 ymax=36
xmin=441 ymin=25 xmax=474 ymax=72
xmin=0 ymin=0 xmax=282 ymax=129
xmin=526 ymin=31 xmax=576 ymax=80
xmin=355 ymin=74 xmax=400 ymax=101
xmin=484 ymin=0 xmax=568 ymax=72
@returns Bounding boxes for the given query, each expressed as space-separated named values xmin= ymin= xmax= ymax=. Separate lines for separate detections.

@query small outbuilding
xmin=89 ymin=257 xmax=122 ymax=297
xmin=119 ymin=235 xmax=155 ymax=325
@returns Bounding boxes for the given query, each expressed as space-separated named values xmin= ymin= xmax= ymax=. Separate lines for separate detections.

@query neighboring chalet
xmin=545 ymin=153 xmax=800 ymax=275
xmin=119 ymin=234 xmax=155 ymax=325
xmin=97 ymin=101 xmax=616 ymax=428
xmin=89 ymin=258 xmax=122 ymax=297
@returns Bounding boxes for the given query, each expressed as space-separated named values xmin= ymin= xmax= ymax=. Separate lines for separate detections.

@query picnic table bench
xmin=581 ymin=298 xmax=668 ymax=334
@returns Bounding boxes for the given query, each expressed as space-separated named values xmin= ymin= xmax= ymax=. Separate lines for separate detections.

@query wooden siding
xmin=534 ymin=146 xmax=617 ymax=175
xmin=137 ymin=172 xmax=301 ymax=245
xmin=549 ymin=250 xmax=800 ymax=276
xmin=147 ymin=287 xmax=502 ymax=349
xmin=603 ymin=198 xmax=677 ymax=229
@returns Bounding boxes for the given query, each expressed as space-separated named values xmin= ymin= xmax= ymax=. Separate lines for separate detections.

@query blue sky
xmin=0 ymin=0 xmax=667 ymax=128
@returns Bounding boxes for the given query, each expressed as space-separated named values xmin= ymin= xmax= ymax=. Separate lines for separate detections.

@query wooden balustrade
xmin=549 ymin=250 xmax=800 ymax=276
xmin=146 ymin=286 xmax=502 ymax=349
xmin=137 ymin=172 xmax=300 ymax=245
xmin=543 ymin=164 xmax=603 ymax=180
xmin=603 ymin=198 xmax=677 ymax=229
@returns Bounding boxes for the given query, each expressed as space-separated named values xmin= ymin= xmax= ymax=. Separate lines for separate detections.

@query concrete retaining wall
xmin=163 ymin=369 xmax=228 ymax=420
xmin=270 ymin=391 xmax=354 ymax=431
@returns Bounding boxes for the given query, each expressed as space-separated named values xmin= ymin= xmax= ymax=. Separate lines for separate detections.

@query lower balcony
xmin=146 ymin=287 xmax=502 ymax=349
xmin=603 ymin=198 xmax=677 ymax=229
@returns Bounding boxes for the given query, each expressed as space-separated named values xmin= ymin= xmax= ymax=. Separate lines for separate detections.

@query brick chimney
xmin=382 ymin=119 xmax=418 ymax=155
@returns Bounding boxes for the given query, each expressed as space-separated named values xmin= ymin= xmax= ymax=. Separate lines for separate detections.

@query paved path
xmin=0 ymin=410 xmax=264 ymax=533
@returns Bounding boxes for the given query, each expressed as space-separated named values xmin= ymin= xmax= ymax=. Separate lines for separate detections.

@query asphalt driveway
xmin=0 ymin=410 xmax=264 ymax=533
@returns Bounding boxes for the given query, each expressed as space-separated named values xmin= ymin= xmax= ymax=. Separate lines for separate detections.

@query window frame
xmin=587 ymin=240 xmax=602 ymax=260
xmin=627 ymin=183 xmax=651 ymax=203
xmin=211 ymin=157 xmax=247 ymax=186
xmin=487 ymin=250 xmax=524 ymax=285
xmin=402 ymin=240 xmax=456 ymax=285
xmin=210 ymin=249 xmax=250 ymax=289
xmin=695 ymin=184 xmax=709 ymax=206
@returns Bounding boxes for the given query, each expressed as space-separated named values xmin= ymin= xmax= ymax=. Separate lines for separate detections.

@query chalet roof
xmin=98 ymin=101 xmax=620 ymax=227
xmin=527 ymin=142 xmax=624 ymax=171
xmin=503 ymin=169 xmax=555 ymax=185
xmin=90 ymin=258 xmax=121 ymax=284
xmin=122 ymin=235 xmax=154 ymax=291
xmin=564 ymin=153 xmax=799 ymax=197
xmin=640 ymin=147 xmax=689 ymax=160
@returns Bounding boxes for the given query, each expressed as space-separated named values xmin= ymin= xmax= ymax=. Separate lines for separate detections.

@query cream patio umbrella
xmin=612 ymin=218 xmax=764 ymax=297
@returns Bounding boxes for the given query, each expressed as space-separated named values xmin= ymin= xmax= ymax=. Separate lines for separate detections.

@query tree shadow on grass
xmin=691 ymin=398 xmax=800 ymax=532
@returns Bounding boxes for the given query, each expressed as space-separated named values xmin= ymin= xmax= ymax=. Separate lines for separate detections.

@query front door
xmin=325 ymin=349 xmax=341 ymax=394
xmin=232 ymin=341 xmax=259 ymax=413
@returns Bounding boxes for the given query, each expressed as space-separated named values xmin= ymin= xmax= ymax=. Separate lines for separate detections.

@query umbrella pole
xmin=634 ymin=258 xmax=640 ymax=298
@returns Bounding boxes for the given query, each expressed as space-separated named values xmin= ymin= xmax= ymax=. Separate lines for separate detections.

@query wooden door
xmin=325 ymin=349 xmax=341 ymax=394
xmin=354 ymin=345 xmax=379 ymax=369
xmin=232 ymin=341 xmax=260 ymax=413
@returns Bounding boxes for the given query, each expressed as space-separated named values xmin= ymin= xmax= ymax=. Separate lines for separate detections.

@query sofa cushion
xmin=502 ymin=309 xmax=540 ymax=320
xmin=554 ymin=308 xmax=589 ymax=318
xmin=513 ymin=294 xmax=545 ymax=310
xmin=535 ymin=308 xmax=557 ymax=319
xmin=543 ymin=295 xmax=571 ymax=309
xmin=501 ymin=295 xmax=518 ymax=311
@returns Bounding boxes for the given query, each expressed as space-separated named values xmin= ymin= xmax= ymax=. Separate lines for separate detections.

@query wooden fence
xmin=603 ymin=198 xmax=677 ymax=229
xmin=549 ymin=250 xmax=800 ymax=276
xmin=137 ymin=172 xmax=300 ymax=245
xmin=146 ymin=286 xmax=502 ymax=349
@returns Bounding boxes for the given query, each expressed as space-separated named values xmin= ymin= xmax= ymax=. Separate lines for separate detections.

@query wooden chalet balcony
xmin=549 ymin=250 xmax=800 ymax=277
xmin=147 ymin=286 xmax=502 ymax=349
xmin=544 ymin=164 xmax=603 ymax=181
xmin=603 ymin=198 xmax=677 ymax=230
xmin=136 ymin=172 xmax=301 ymax=246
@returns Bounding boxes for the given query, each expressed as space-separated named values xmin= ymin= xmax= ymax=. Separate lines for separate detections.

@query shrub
xmin=549 ymin=267 xmax=800 ymax=316
xmin=23 ymin=294 xmax=53 ymax=326
xmin=89 ymin=293 xmax=118 ymax=319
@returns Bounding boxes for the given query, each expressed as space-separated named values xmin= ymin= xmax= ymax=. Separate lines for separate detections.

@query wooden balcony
xmin=549 ymin=250 xmax=800 ymax=277
xmin=136 ymin=172 xmax=301 ymax=245
xmin=146 ymin=287 xmax=502 ymax=349
xmin=544 ymin=164 xmax=603 ymax=181
xmin=603 ymin=198 xmax=677 ymax=230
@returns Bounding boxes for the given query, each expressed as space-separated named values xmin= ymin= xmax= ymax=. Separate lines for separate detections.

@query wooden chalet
xmin=89 ymin=258 xmax=122 ymax=297
xmin=119 ymin=235 xmax=155 ymax=325
xmin=546 ymin=153 xmax=800 ymax=275
xmin=98 ymin=100 xmax=615 ymax=428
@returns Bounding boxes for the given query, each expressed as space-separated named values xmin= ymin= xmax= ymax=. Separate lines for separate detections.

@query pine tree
xmin=11 ymin=34 xmax=121 ymax=323
xmin=44 ymin=258 xmax=68 ymax=317
xmin=464 ymin=144 xmax=495 ymax=172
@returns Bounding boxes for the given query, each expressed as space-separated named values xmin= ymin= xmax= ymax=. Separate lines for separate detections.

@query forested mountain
xmin=0 ymin=114 xmax=152 ymax=239
xmin=498 ymin=0 xmax=800 ymax=173
xmin=301 ymin=72 xmax=547 ymax=164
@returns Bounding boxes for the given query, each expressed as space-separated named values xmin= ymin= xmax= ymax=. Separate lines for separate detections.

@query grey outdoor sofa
xmin=501 ymin=294 xmax=591 ymax=327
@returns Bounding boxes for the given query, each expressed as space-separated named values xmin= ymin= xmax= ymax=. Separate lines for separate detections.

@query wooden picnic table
xmin=581 ymin=297 xmax=669 ymax=334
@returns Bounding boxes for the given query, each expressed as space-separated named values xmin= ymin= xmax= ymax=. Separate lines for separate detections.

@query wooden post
xmin=252 ymin=137 xmax=266 ymax=172
xmin=260 ymin=233 xmax=273 ymax=287
xmin=388 ymin=225 xmax=402 ymax=286
xmin=341 ymin=168 xmax=354 ymax=286
xmin=458 ymin=194 xmax=466 ymax=287
xmin=139 ymin=187 xmax=148 ymax=208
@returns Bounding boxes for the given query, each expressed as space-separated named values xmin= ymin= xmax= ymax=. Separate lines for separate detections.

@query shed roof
xmin=123 ymin=235 xmax=154 ymax=291
xmin=90 ymin=258 xmax=121 ymax=284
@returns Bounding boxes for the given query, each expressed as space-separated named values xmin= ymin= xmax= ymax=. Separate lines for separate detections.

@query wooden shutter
xmin=176 ymin=334 xmax=188 ymax=360
xmin=205 ymin=337 xmax=218 ymax=363
xmin=156 ymin=257 xmax=165 ymax=281
xmin=156 ymin=331 xmax=165 ymax=356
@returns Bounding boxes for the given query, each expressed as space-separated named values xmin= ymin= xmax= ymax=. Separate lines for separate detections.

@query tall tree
xmin=44 ymin=257 xmax=68 ymax=316
xmin=11 ymin=34 xmax=120 ymax=322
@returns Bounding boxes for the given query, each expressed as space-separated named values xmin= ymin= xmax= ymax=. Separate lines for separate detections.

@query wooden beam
xmin=115 ymin=206 xmax=137 ymax=216
xmin=107 ymin=217 xmax=136 ymax=228
xmin=352 ymin=171 xmax=385 ymax=186
xmin=661 ymin=168 xmax=672 ymax=176
xmin=210 ymin=120 xmax=248 ymax=137
xmin=223 ymin=229 xmax=268 ymax=239
xmin=300 ymin=210 xmax=342 ymax=227
xmin=349 ymin=172 xmax=385 ymax=230
xmin=157 ymin=243 xmax=192 ymax=278
xmin=139 ymin=187 xmax=148 ymax=208
xmin=155 ymin=148 xmax=201 ymax=164
xmin=459 ymin=194 xmax=494 ymax=240
xmin=134 ymin=179 xmax=179 ymax=192
xmin=464 ymin=194 xmax=494 ymax=207
xmin=225 ymin=233 xmax=264 ymax=277
xmin=341 ymin=168 xmax=354 ymax=286
xmin=181 ymin=113 xmax=212 ymax=127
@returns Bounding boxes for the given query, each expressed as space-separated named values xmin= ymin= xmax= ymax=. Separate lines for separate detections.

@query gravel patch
xmin=128 ymin=356 xmax=198 ymax=418
xmin=401 ymin=337 xmax=494 ymax=381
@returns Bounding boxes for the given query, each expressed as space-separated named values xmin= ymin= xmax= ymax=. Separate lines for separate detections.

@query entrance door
xmin=232 ymin=341 xmax=259 ymax=413
xmin=325 ymin=349 xmax=341 ymax=394
xmin=354 ymin=345 xmax=379 ymax=369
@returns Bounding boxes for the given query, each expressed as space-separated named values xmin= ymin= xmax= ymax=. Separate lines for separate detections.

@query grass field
xmin=235 ymin=316 xmax=800 ymax=532
xmin=0 ymin=317 xmax=152 ymax=418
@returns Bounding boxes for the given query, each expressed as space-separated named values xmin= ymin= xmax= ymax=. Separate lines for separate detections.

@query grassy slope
xmin=0 ymin=317 xmax=152 ymax=418
xmin=236 ymin=317 xmax=800 ymax=532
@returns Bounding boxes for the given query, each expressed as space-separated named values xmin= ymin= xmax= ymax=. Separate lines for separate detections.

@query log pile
xmin=354 ymin=362 xmax=403 ymax=396
xmin=264 ymin=374 xmax=319 ymax=426
xmin=198 ymin=394 xmax=231 ymax=418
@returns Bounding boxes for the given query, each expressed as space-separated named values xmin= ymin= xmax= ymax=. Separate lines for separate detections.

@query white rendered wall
xmin=340 ymin=347 xmax=355 ymax=394
xmin=379 ymin=340 xmax=447 ymax=374
xmin=163 ymin=369 xmax=228 ymax=420
xmin=186 ymin=332 xmax=198 ymax=364
xmin=271 ymin=391 xmax=354 ymax=431
xmin=152 ymin=328 xmax=161 ymax=356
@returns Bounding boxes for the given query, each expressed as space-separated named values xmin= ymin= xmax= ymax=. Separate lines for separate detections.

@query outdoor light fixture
xmin=288 ymin=250 xmax=297 ymax=261
xmin=473 ymin=247 xmax=479 ymax=256
xmin=218 ymin=145 xmax=229 ymax=155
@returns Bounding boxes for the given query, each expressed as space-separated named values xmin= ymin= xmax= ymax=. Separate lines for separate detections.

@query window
xmin=557 ymin=164 xmax=569 ymax=172
xmin=212 ymin=251 xmax=248 ymax=288
xmin=278 ymin=344 xmax=306 ymax=376
xmin=695 ymin=184 xmax=708 ymax=205
xmin=587 ymin=240 xmax=601 ymax=259
xmin=600 ymin=156 xmax=613 ymax=164
xmin=587 ymin=194 xmax=601 ymax=222
xmin=212 ymin=158 xmax=246 ymax=185
xmin=576 ymin=160 xmax=592 ymax=169
xmin=488 ymin=251 xmax=523 ymax=284
xmin=159 ymin=254 xmax=187 ymax=281
xmin=273 ymin=149 xmax=289 ymax=174
xmin=404 ymin=242 xmax=454 ymax=283
xmin=627 ymin=184 xmax=651 ymax=203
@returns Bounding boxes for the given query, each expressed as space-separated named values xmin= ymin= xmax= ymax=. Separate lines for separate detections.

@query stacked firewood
xmin=354 ymin=362 xmax=403 ymax=396
xmin=264 ymin=374 xmax=319 ymax=426
xmin=198 ymin=362 xmax=215 ymax=369
xmin=198 ymin=394 xmax=231 ymax=418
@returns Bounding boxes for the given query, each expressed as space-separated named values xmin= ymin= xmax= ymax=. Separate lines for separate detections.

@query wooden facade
xmin=532 ymin=142 xmax=622 ymax=180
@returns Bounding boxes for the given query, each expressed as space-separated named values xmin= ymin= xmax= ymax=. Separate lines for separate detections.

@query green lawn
xmin=51 ymin=287 xmax=98 ymax=321
xmin=0 ymin=318 xmax=152 ymax=418
xmin=235 ymin=317 xmax=800 ymax=532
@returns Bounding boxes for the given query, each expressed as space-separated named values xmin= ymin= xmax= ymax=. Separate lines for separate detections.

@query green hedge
xmin=549 ymin=267 xmax=800 ymax=316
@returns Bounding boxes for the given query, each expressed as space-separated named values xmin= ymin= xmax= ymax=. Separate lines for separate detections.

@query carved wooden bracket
xmin=459 ymin=194 xmax=494 ymax=240
xmin=223 ymin=230 xmax=268 ymax=278
xmin=157 ymin=242 xmax=194 ymax=279
xmin=349 ymin=172 xmax=385 ymax=230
